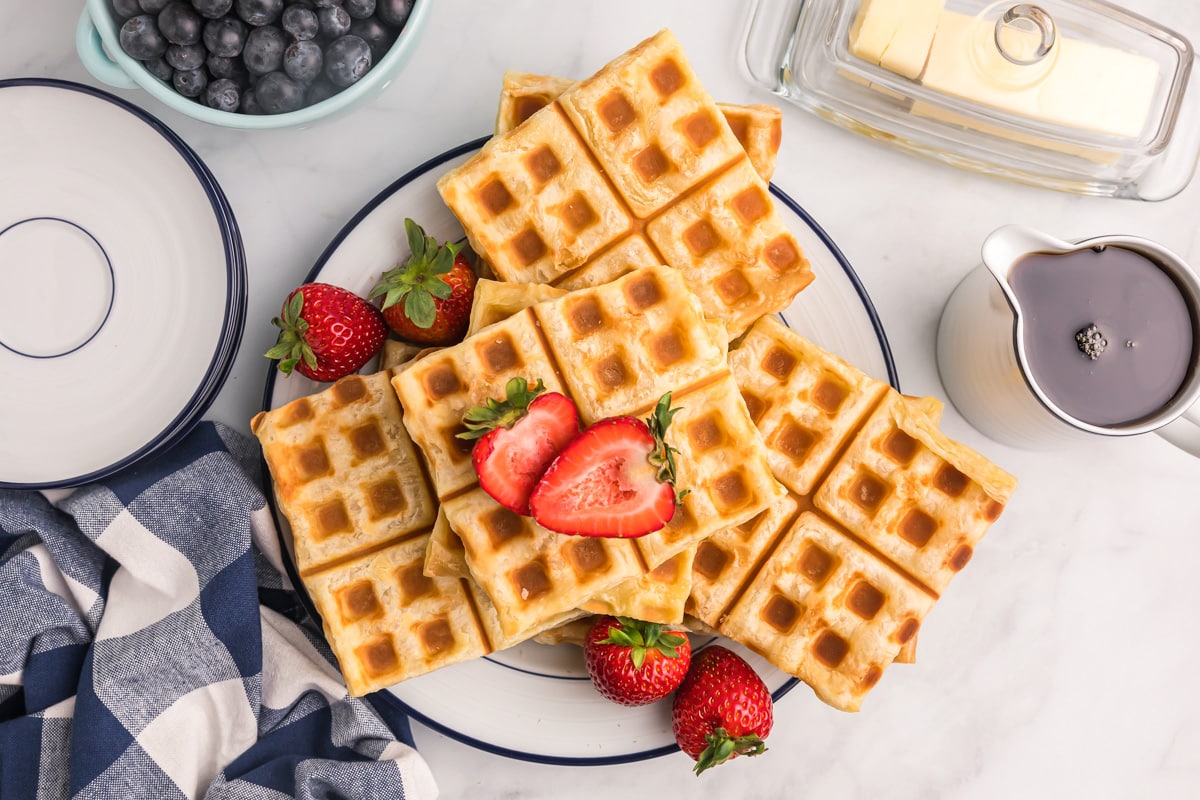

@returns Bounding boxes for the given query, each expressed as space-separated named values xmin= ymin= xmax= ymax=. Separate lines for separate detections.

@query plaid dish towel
xmin=0 ymin=422 xmax=438 ymax=800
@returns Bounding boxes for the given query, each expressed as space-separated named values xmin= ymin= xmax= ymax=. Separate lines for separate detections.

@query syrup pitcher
xmin=936 ymin=224 xmax=1200 ymax=456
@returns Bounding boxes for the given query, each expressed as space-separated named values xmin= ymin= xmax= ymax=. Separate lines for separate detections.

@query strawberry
xmin=583 ymin=616 xmax=691 ymax=707
xmin=458 ymin=377 xmax=581 ymax=515
xmin=265 ymin=282 xmax=386 ymax=382
xmin=671 ymin=645 xmax=773 ymax=775
xmin=529 ymin=393 xmax=686 ymax=538
xmin=370 ymin=218 xmax=477 ymax=345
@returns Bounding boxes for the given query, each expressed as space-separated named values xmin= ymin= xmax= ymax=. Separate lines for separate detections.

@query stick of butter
xmin=920 ymin=11 xmax=1159 ymax=138
xmin=849 ymin=0 xmax=945 ymax=79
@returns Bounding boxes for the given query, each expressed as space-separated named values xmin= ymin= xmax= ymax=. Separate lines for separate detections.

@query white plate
xmin=263 ymin=137 xmax=898 ymax=765
xmin=0 ymin=79 xmax=245 ymax=489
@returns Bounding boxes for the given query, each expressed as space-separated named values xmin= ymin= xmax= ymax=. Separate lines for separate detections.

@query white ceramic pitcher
xmin=936 ymin=224 xmax=1200 ymax=456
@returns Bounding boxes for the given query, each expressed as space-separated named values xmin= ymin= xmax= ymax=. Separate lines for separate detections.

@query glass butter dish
xmin=742 ymin=0 xmax=1200 ymax=200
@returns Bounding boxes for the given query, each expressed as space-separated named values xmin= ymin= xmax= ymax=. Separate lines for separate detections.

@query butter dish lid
xmin=742 ymin=0 xmax=1200 ymax=200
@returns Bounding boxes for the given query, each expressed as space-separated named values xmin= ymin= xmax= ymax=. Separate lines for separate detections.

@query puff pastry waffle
xmin=494 ymin=70 xmax=783 ymax=184
xmin=393 ymin=266 xmax=783 ymax=638
xmin=251 ymin=370 xmax=437 ymax=577
xmin=686 ymin=317 xmax=1016 ymax=711
xmin=438 ymin=29 xmax=812 ymax=339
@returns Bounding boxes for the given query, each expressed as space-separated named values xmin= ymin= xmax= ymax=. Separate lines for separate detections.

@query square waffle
xmin=467 ymin=278 xmax=566 ymax=335
xmin=251 ymin=370 xmax=436 ymax=577
xmin=494 ymin=70 xmax=783 ymax=184
xmin=719 ymin=511 xmax=936 ymax=711
xmin=684 ymin=316 xmax=1016 ymax=711
xmin=437 ymin=29 xmax=813 ymax=340
xmin=392 ymin=266 xmax=783 ymax=638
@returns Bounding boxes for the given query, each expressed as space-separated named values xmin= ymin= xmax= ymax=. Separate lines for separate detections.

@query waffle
xmin=686 ymin=317 xmax=1016 ymax=711
xmin=250 ymin=370 xmax=437 ymax=577
xmin=392 ymin=266 xmax=783 ymax=638
xmin=438 ymin=29 xmax=813 ymax=339
xmin=379 ymin=339 xmax=424 ymax=371
xmin=494 ymin=70 xmax=783 ymax=184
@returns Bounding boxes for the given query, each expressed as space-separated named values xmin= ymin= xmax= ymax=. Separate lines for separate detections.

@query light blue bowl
xmin=77 ymin=0 xmax=429 ymax=129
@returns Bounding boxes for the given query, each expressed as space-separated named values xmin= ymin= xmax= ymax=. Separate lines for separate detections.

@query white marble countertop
xmin=9 ymin=0 xmax=1200 ymax=797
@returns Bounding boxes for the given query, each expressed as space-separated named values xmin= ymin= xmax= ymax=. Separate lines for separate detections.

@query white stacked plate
xmin=0 ymin=79 xmax=246 ymax=489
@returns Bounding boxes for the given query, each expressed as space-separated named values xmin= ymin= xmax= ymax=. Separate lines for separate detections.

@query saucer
xmin=0 ymin=79 xmax=246 ymax=489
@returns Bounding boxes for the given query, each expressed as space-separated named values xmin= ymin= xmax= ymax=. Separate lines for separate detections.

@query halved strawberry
xmin=529 ymin=393 xmax=686 ymax=538
xmin=458 ymin=377 xmax=581 ymax=515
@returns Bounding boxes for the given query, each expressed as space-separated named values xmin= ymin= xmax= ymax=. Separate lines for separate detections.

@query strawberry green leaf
xmin=403 ymin=289 xmax=436 ymax=329
xmin=693 ymin=728 xmax=767 ymax=776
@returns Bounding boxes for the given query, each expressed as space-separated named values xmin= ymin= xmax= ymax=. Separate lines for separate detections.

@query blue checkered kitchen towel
xmin=0 ymin=422 xmax=438 ymax=800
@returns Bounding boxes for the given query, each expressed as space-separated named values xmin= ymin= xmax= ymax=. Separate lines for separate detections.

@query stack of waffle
xmin=437 ymin=29 xmax=813 ymax=340
xmin=253 ymin=29 xmax=1017 ymax=710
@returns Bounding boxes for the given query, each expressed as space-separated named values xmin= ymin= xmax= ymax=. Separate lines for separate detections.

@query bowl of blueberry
xmin=77 ymin=0 xmax=427 ymax=127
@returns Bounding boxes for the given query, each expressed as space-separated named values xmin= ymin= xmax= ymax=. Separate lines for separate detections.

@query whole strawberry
xmin=671 ymin=645 xmax=773 ymax=775
xmin=370 ymin=218 xmax=477 ymax=345
xmin=583 ymin=616 xmax=691 ymax=707
xmin=458 ymin=377 xmax=581 ymax=515
xmin=265 ymin=283 xmax=386 ymax=382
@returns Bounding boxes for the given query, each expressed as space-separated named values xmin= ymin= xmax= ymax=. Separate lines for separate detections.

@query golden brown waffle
xmin=393 ymin=266 xmax=782 ymax=638
xmin=719 ymin=512 xmax=937 ymax=711
xmin=379 ymin=339 xmax=424 ymax=371
xmin=438 ymin=30 xmax=812 ymax=340
xmin=494 ymin=70 xmax=783 ymax=183
xmin=579 ymin=547 xmax=697 ymax=624
xmin=685 ymin=317 xmax=1016 ymax=711
xmin=251 ymin=370 xmax=437 ymax=577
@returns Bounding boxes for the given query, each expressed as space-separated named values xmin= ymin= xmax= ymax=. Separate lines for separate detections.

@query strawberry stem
xmin=646 ymin=392 xmax=689 ymax=503
xmin=264 ymin=289 xmax=315 ymax=375
xmin=369 ymin=218 xmax=462 ymax=329
xmin=602 ymin=617 xmax=688 ymax=671
xmin=693 ymin=728 xmax=767 ymax=775
xmin=458 ymin=377 xmax=547 ymax=440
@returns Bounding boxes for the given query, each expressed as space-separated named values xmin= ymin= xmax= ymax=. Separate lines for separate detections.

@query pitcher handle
xmin=1156 ymin=402 xmax=1200 ymax=458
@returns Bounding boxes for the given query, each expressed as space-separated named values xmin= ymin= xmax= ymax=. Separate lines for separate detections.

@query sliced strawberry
xmin=459 ymin=378 xmax=581 ymax=514
xmin=530 ymin=419 xmax=677 ymax=538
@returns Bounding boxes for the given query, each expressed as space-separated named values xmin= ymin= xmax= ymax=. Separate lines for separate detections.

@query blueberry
xmin=165 ymin=42 xmax=207 ymax=71
xmin=234 ymin=0 xmax=283 ymax=26
xmin=283 ymin=39 xmax=323 ymax=84
xmin=172 ymin=66 xmax=208 ymax=97
xmin=142 ymin=56 xmax=174 ymax=82
xmin=348 ymin=16 xmax=393 ymax=60
xmin=112 ymin=0 xmax=143 ymax=19
xmin=316 ymin=6 xmax=351 ymax=39
xmin=323 ymin=33 xmax=370 ymax=87
xmin=306 ymin=76 xmax=339 ymax=105
xmin=206 ymin=52 xmax=245 ymax=79
xmin=255 ymin=71 xmax=306 ymax=113
xmin=343 ymin=0 xmax=375 ymax=19
xmin=239 ymin=85 xmax=263 ymax=113
xmin=312 ymin=0 xmax=343 ymax=7
xmin=119 ymin=15 xmax=168 ymax=60
xmin=202 ymin=17 xmax=246 ymax=57
xmin=281 ymin=6 xmax=319 ymax=40
xmin=138 ymin=0 xmax=171 ymax=13
xmin=375 ymin=0 xmax=412 ymax=28
xmin=191 ymin=0 xmax=233 ymax=19
xmin=157 ymin=3 xmax=201 ymax=45
xmin=242 ymin=25 xmax=286 ymax=74
xmin=204 ymin=77 xmax=241 ymax=111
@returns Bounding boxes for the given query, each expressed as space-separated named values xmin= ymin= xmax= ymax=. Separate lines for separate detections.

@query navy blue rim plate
xmin=0 ymin=78 xmax=247 ymax=490
xmin=260 ymin=135 xmax=899 ymax=766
